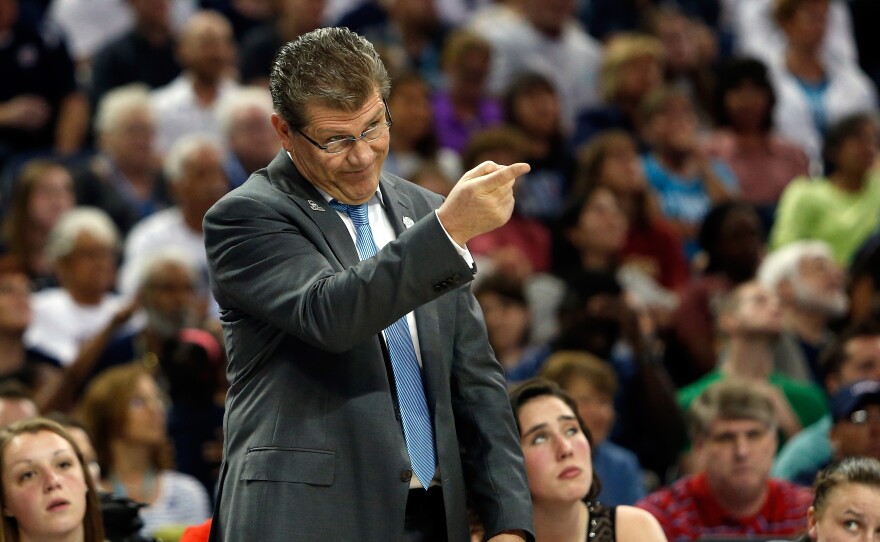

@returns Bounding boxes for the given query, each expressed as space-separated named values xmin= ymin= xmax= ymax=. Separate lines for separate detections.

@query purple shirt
xmin=431 ymin=92 xmax=502 ymax=153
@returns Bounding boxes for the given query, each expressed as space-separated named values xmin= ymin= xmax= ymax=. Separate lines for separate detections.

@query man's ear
xmin=271 ymin=113 xmax=295 ymax=153
xmin=807 ymin=506 xmax=818 ymax=539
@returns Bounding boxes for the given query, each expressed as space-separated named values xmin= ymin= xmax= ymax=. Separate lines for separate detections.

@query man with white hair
xmin=40 ymin=248 xmax=225 ymax=490
xmin=119 ymin=135 xmax=229 ymax=312
xmin=23 ymin=207 xmax=127 ymax=366
xmin=151 ymin=10 xmax=239 ymax=155
xmin=74 ymin=84 xmax=171 ymax=234
xmin=759 ymin=240 xmax=848 ymax=383
xmin=215 ymin=86 xmax=280 ymax=189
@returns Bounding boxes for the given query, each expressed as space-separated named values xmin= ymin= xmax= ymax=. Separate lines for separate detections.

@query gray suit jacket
xmin=204 ymin=152 xmax=534 ymax=541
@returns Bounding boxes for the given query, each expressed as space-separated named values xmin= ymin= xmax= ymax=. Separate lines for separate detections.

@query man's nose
xmin=734 ymin=434 xmax=752 ymax=457
xmin=347 ymin=137 xmax=376 ymax=163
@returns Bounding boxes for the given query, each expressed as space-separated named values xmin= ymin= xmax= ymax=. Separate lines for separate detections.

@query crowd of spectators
xmin=1 ymin=0 xmax=880 ymax=540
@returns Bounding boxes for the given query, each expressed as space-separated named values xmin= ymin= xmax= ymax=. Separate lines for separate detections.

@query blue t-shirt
xmin=593 ymin=441 xmax=647 ymax=506
xmin=642 ymin=154 xmax=739 ymax=258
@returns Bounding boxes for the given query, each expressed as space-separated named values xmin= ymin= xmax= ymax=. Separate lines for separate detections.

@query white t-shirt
xmin=24 ymin=289 xmax=126 ymax=366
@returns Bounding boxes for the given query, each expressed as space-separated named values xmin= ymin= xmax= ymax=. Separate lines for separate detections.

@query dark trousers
xmin=403 ymin=485 xmax=447 ymax=542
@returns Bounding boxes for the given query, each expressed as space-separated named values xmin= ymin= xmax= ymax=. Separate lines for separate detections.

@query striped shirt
xmin=635 ymin=473 xmax=811 ymax=541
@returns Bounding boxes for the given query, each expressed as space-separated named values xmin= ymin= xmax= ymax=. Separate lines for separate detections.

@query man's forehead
xmin=709 ymin=418 xmax=769 ymax=433
xmin=303 ymin=95 xmax=384 ymax=124
xmin=845 ymin=336 xmax=880 ymax=361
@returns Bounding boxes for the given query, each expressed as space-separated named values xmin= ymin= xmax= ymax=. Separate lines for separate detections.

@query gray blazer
xmin=204 ymin=152 xmax=534 ymax=541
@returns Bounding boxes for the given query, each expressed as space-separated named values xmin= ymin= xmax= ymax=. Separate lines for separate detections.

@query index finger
xmin=474 ymin=162 xmax=531 ymax=190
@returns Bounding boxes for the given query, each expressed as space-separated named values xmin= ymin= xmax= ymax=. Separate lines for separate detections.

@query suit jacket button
xmin=452 ymin=273 xmax=462 ymax=282
xmin=433 ymin=284 xmax=442 ymax=291
xmin=400 ymin=469 xmax=413 ymax=482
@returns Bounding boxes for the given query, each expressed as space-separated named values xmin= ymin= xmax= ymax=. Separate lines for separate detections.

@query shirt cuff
xmin=435 ymin=210 xmax=475 ymax=269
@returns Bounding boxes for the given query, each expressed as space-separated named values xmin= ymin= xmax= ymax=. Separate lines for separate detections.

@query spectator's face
xmin=450 ymin=48 xmax=491 ymax=99
xmin=725 ymin=283 xmax=784 ymax=338
xmin=389 ymin=79 xmax=433 ymax=145
xmin=700 ymin=418 xmax=776 ymax=504
xmin=653 ymin=13 xmax=699 ymax=73
xmin=597 ymin=137 xmax=645 ymax=196
xmin=645 ymin=95 xmax=698 ymax=154
xmin=28 ymin=168 xmax=75 ymax=233
xmin=808 ymin=482 xmax=880 ymax=542
xmin=789 ymin=254 xmax=847 ymax=317
xmin=57 ymin=233 xmax=117 ymax=300
xmin=121 ymin=375 xmax=166 ymax=447
xmin=617 ymin=55 xmax=663 ymax=102
xmin=0 ymin=399 xmax=37 ymax=429
xmin=128 ymin=0 xmax=171 ymax=28
xmin=1 ymin=431 xmax=88 ymax=541
xmin=229 ymin=105 xmax=280 ymax=169
xmin=568 ymin=187 xmax=628 ymax=258
xmin=141 ymin=262 xmax=198 ymax=335
xmin=831 ymin=404 xmax=880 ymax=461
xmin=391 ymin=0 xmax=437 ymax=31
xmin=724 ymin=80 xmax=771 ymax=133
xmin=279 ymin=0 xmax=325 ymax=32
xmin=781 ymin=0 xmax=830 ymax=52
xmin=715 ymin=208 xmax=763 ymax=281
xmin=276 ymin=95 xmax=390 ymax=205
xmin=180 ymin=17 xmax=236 ymax=82
xmin=476 ymin=292 xmax=529 ymax=360
xmin=0 ymin=272 xmax=31 ymax=333
xmin=563 ymin=376 xmax=614 ymax=445
xmin=522 ymin=0 xmax=574 ymax=37
xmin=103 ymin=108 xmax=157 ymax=171
xmin=838 ymin=337 xmax=880 ymax=388
xmin=512 ymin=87 xmax=559 ymax=140
xmin=173 ymin=147 xmax=229 ymax=226
xmin=518 ymin=395 xmax=592 ymax=505
xmin=834 ymin=121 xmax=879 ymax=178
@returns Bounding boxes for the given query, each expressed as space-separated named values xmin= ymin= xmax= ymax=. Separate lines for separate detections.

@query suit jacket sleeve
xmin=450 ymin=285 xmax=535 ymax=539
xmin=205 ymin=191 xmax=472 ymax=353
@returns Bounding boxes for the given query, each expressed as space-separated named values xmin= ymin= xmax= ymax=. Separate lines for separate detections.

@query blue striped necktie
xmin=329 ymin=199 xmax=436 ymax=489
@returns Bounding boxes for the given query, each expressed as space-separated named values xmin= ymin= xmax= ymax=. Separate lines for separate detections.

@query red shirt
xmin=635 ymin=473 xmax=811 ymax=541
xmin=622 ymin=219 xmax=690 ymax=292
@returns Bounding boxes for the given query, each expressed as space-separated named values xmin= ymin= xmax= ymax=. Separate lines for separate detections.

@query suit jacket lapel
xmin=378 ymin=174 xmax=414 ymax=238
xmin=266 ymin=151 xmax=359 ymax=268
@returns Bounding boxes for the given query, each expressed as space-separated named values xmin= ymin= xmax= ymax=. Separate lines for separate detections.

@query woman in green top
xmin=770 ymin=113 xmax=880 ymax=264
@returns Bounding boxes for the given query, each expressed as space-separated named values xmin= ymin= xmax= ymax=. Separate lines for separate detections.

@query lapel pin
xmin=308 ymin=200 xmax=325 ymax=212
xmin=403 ymin=216 xmax=415 ymax=229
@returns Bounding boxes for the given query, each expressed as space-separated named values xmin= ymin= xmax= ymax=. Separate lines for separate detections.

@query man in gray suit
xmin=204 ymin=27 xmax=534 ymax=541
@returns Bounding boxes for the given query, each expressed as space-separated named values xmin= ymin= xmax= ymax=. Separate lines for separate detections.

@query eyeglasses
xmin=297 ymin=100 xmax=393 ymax=155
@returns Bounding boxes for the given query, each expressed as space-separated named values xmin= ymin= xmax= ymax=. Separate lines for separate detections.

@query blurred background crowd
xmin=1 ymin=0 xmax=880 ymax=540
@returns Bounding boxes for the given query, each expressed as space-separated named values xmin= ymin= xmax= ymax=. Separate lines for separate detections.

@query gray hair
xmin=163 ymin=134 xmax=224 ymax=183
xmin=215 ymin=86 xmax=274 ymax=138
xmin=94 ymin=84 xmax=153 ymax=136
xmin=134 ymin=248 xmax=199 ymax=293
xmin=44 ymin=207 xmax=120 ymax=265
xmin=269 ymin=27 xmax=391 ymax=128
xmin=688 ymin=378 xmax=778 ymax=442
xmin=758 ymin=240 xmax=835 ymax=292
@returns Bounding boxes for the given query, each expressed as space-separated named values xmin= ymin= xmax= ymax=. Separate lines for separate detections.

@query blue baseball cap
xmin=831 ymin=380 xmax=880 ymax=422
